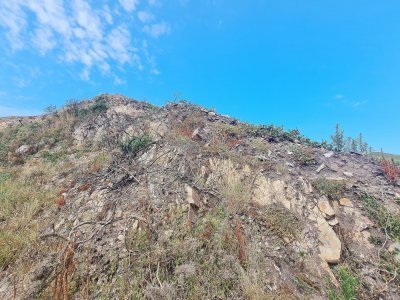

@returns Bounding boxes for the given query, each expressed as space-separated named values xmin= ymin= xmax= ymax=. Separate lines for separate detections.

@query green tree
xmin=331 ymin=124 xmax=345 ymax=152
xmin=350 ymin=139 xmax=358 ymax=152
xmin=358 ymin=133 xmax=368 ymax=154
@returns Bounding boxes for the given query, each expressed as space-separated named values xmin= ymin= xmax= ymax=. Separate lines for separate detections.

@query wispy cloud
xmin=143 ymin=21 xmax=170 ymax=37
xmin=138 ymin=11 xmax=154 ymax=23
xmin=119 ymin=0 xmax=139 ymax=12
xmin=328 ymin=94 xmax=367 ymax=108
xmin=0 ymin=0 xmax=170 ymax=81
xmin=351 ymin=100 xmax=367 ymax=107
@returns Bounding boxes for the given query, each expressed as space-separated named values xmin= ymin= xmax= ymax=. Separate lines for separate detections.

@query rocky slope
xmin=0 ymin=94 xmax=399 ymax=299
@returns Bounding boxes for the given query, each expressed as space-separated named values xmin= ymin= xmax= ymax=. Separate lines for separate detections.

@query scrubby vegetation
xmin=361 ymin=193 xmax=400 ymax=240
xmin=118 ymin=134 xmax=154 ymax=156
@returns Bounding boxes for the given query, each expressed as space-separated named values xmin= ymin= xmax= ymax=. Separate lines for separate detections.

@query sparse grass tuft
xmin=327 ymin=266 xmax=358 ymax=300
xmin=312 ymin=178 xmax=346 ymax=200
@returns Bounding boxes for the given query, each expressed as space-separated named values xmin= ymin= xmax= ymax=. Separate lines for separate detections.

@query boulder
xmin=15 ymin=144 xmax=36 ymax=156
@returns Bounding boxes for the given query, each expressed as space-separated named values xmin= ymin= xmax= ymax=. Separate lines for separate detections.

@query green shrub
xmin=90 ymin=98 xmax=108 ymax=114
xmin=312 ymin=178 xmax=346 ymax=200
xmin=118 ymin=135 xmax=153 ymax=156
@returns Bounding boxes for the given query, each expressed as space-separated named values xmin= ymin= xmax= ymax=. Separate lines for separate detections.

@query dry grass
xmin=207 ymin=158 xmax=255 ymax=214
xmin=0 ymin=166 xmax=54 ymax=269
xmin=263 ymin=204 xmax=302 ymax=242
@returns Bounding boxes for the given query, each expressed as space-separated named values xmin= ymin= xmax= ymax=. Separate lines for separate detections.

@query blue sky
xmin=0 ymin=1 xmax=399 ymax=153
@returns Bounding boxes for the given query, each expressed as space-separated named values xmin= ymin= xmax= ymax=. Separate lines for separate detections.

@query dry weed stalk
xmin=380 ymin=151 xmax=399 ymax=182
xmin=53 ymin=243 xmax=76 ymax=300
xmin=235 ymin=221 xmax=246 ymax=266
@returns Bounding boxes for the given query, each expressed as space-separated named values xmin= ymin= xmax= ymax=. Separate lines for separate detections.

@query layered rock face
xmin=0 ymin=94 xmax=399 ymax=299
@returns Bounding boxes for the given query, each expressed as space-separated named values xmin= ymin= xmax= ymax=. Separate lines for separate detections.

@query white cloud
xmin=143 ymin=21 xmax=170 ymax=37
xmin=119 ymin=0 xmax=139 ymax=12
xmin=138 ymin=11 xmax=153 ymax=23
xmin=0 ymin=0 xmax=169 ymax=81
xmin=352 ymin=100 xmax=367 ymax=108
xmin=333 ymin=94 xmax=344 ymax=100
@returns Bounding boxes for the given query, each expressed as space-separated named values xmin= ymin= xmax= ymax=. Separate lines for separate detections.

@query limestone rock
xmin=343 ymin=172 xmax=353 ymax=177
xmin=327 ymin=218 xmax=339 ymax=226
xmin=318 ymin=197 xmax=335 ymax=219
xmin=323 ymin=151 xmax=334 ymax=158
xmin=318 ymin=221 xmax=341 ymax=264
xmin=185 ymin=185 xmax=201 ymax=207
xmin=388 ymin=242 xmax=400 ymax=263
xmin=316 ymin=164 xmax=326 ymax=173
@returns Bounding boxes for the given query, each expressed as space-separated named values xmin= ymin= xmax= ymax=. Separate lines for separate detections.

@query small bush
xmin=291 ymin=146 xmax=316 ymax=166
xmin=90 ymin=97 xmax=108 ymax=114
xmin=118 ymin=134 xmax=153 ymax=156
xmin=312 ymin=178 xmax=346 ymax=200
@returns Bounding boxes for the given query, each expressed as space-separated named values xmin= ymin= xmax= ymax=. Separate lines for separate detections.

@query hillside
xmin=0 ymin=94 xmax=399 ymax=299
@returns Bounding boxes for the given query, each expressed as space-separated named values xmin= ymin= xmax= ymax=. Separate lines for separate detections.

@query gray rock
xmin=323 ymin=151 xmax=334 ymax=158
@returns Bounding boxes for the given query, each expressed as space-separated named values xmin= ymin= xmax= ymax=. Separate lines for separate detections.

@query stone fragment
xmin=339 ymin=198 xmax=353 ymax=207
xmin=343 ymin=172 xmax=353 ymax=177
xmin=318 ymin=197 xmax=335 ymax=219
xmin=185 ymin=185 xmax=201 ymax=207
xmin=191 ymin=128 xmax=204 ymax=141
xmin=316 ymin=164 xmax=326 ymax=173
xmin=15 ymin=144 xmax=37 ymax=156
